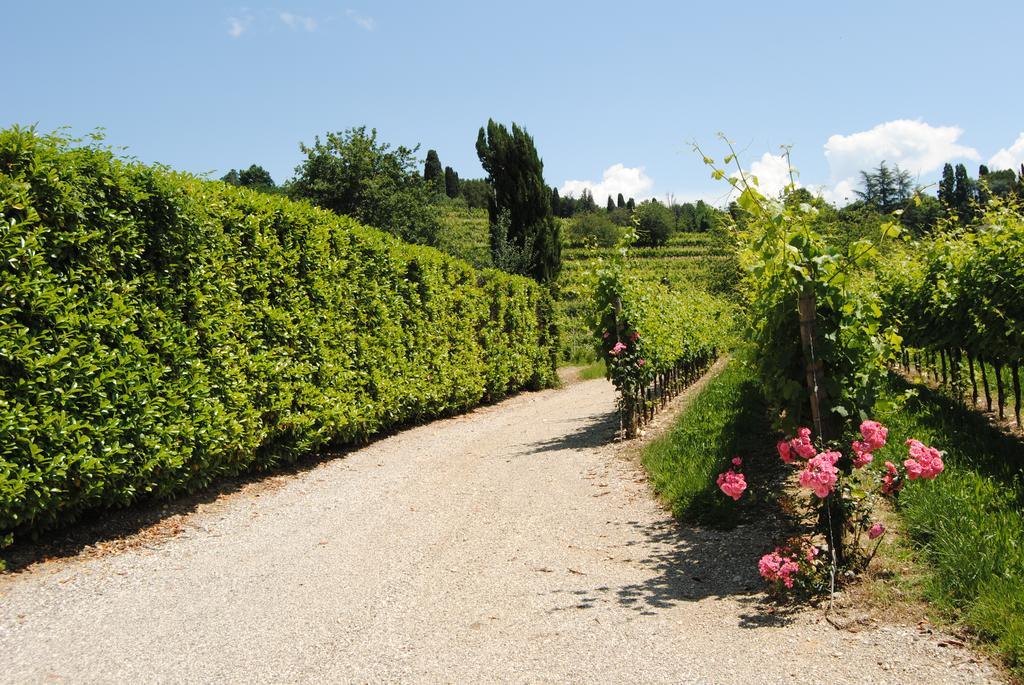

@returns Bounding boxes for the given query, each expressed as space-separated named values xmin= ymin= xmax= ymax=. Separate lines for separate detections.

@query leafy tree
xmin=938 ymin=163 xmax=956 ymax=208
xmin=576 ymin=189 xmax=598 ymax=213
xmin=289 ymin=126 xmax=441 ymax=246
xmin=617 ymin=193 xmax=626 ymax=209
xmin=239 ymin=164 xmax=275 ymax=189
xmin=900 ymin=194 xmax=943 ymax=236
xmin=606 ymin=195 xmax=615 ymax=212
xmin=221 ymin=169 xmax=240 ymax=185
xmin=854 ymin=160 xmax=912 ymax=212
xmin=568 ymin=211 xmax=621 ymax=247
xmin=424 ymin=149 xmax=445 ymax=195
xmin=444 ymin=165 xmax=460 ymax=198
xmin=460 ymin=178 xmax=491 ymax=210
xmin=475 ymin=119 xmax=560 ymax=281
xmin=633 ymin=199 xmax=673 ymax=246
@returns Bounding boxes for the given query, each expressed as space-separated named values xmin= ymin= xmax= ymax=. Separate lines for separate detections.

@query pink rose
xmin=881 ymin=461 xmax=902 ymax=496
xmin=609 ymin=342 xmax=627 ymax=356
xmin=904 ymin=439 xmax=944 ymax=480
xmin=716 ymin=470 xmax=747 ymax=501
xmin=868 ymin=523 xmax=886 ymax=540
xmin=851 ymin=440 xmax=874 ymax=468
xmin=759 ymin=548 xmax=801 ymax=588
xmin=789 ymin=427 xmax=816 ymax=459
xmin=777 ymin=440 xmax=794 ymax=464
xmin=731 ymin=456 xmax=743 ymax=467
xmin=859 ymin=420 xmax=888 ymax=451
xmin=798 ymin=451 xmax=840 ymax=498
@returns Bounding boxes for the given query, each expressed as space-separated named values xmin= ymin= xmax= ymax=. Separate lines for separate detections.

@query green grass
xmin=876 ymin=375 xmax=1024 ymax=674
xmin=641 ymin=361 xmax=773 ymax=526
xmin=577 ymin=358 xmax=607 ymax=380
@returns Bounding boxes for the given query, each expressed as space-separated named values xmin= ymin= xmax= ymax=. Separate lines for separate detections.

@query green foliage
xmin=459 ymin=178 xmax=490 ymax=210
xmin=700 ymin=141 xmax=899 ymax=433
xmin=566 ymin=211 xmax=622 ymax=248
xmin=443 ymin=166 xmax=460 ymax=199
xmin=632 ymin=199 xmax=674 ymax=247
xmin=288 ymin=126 xmax=442 ymax=246
xmin=0 ymin=126 xmax=557 ymax=546
xmin=592 ymin=240 xmax=732 ymax=421
xmin=423 ymin=149 xmax=445 ymax=196
xmin=642 ymin=362 xmax=771 ymax=524
xmin=877 ymin=201 xmax=1024 ymax=363
xmin=873 ymin=377 xmax=1024 ymax=674
xmin=854 ymin=160 xmax=912 ymax=213
xmin=475 ymin=119 xmax=561 ymax=282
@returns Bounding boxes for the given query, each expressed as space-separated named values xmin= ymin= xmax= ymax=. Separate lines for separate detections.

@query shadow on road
xmin=522 ymin=410 xmax=620 ymax=454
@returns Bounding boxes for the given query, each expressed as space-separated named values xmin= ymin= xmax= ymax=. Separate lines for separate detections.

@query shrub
xmin=0 ymin=127 xmax=557 ymax=545
xmin=567 ymin=212 xmax=621 ymax=247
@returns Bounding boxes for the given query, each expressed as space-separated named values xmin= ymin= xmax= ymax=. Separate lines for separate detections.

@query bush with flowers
xmin=717 ymin=418 xmax=945 ymax=593
xmin=592 ymin=237 xmax=733 ymax=435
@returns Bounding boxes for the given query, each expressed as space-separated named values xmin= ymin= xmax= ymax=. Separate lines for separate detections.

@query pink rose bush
xmin=728 ymin=419 xmax=946 ymax=592
xmin=609 ymin=342 xmax=627 ymax=356
xmin=716 ymin=457 xmax=747 ymax=501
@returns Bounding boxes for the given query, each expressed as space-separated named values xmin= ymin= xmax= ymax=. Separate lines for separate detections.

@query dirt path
xmin=0 ymin=374 xmax=1003 ymax=684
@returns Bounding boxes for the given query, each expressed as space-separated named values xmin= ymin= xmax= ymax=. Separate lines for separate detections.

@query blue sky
xmin=5 ymin=1 xmax=1023 ymax=205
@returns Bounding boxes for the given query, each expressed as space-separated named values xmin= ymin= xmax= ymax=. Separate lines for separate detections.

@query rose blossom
xmin=717 ymin=470 xmax=747 ymax=501
xmin=905 ymin=439 xmax=944 ymax=480
xmin=859 ymin=420 xmax=888 ymax=451
xmin=798 ymin=450 xmax=840 ymax=498
xmin=777 ymin=440 xmax=795 ymax=464
xmin=881 ymin=461 xmax=902 ymax=496
xmin=868 ymin=523 xmax=886 ymax=540
xmin=789 ymin=427 xmax=817 ymax=459
xmin=758 ymin=548 xmax=801 ymax=588
xmin=851 ymin=440 xmax=874 ymax=468
xmin=609 ymin=342 xmax=627 ymax=356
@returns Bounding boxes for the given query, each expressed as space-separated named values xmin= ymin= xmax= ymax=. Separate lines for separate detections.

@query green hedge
xmin=0 ymin=127 xmax=557 ymax=544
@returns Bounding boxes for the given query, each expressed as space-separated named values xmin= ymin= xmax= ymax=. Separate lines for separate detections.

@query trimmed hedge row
xmin=0 ymin=127 xmax=557 ymax=544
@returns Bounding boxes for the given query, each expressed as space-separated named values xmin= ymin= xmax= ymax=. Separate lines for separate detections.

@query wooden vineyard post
xmin=798 ymin=292 xmax=831 ymax=441
xmin=798 ymin=291 xmax=844 ymax=567
xmin=968 ymin=355 xmax=978 ymax=407
xmin=980 ymin=356 xmax=993 ymax=412
xmin=1012 ymin=364 xmax=1022 ymax=430
xmin=995 ymin=362 xmax=1006 ymax=420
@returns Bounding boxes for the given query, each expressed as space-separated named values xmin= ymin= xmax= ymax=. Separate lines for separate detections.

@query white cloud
xmin=280 ymin=12 xmax=317 ymax=31
xmin=560 ymin=164 xmax=654 ymax=203
xmin=821 ymin=119 xmax=978 ymax=205
xmin=227 ymin=14 xmax=252 ymax=38
xmin=989 ymin=132 xmax=1024 ymax=171
xmin=346 ymin=9 xmax=376 ymax=31
xmin=733 ymin=152 xmax=800 ymax=199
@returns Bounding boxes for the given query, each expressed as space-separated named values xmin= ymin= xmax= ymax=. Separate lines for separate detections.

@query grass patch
xmin=641 ymin=361 xmax=773 ymax=526
xmin=875 ymin=375 xmax=1024 ymax=674
xmin=577 ymin=358 xmax=607 ymax=380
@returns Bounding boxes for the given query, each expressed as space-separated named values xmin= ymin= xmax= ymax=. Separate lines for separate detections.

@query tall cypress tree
xmin=551 ymin=187 xmax=562 ymax=217
xmin=424 ymin=149 xmax=444 ymax=195
xmin=626 ymin=197 xmax=635 ymax=211
xmin=606 ymin=195 xmax=615 ymax=212
xmin=475 ymin=119 xmax=561 ymax=282
xmin=617 ymin=193 xmax=626 ymax=208
xmin=938 ymin=163 xmax=956 ymax=207
xmin=444 ymin=166 xmax=460 ymax=198
xmin=953 ymin=163 xmax=974 ymax=221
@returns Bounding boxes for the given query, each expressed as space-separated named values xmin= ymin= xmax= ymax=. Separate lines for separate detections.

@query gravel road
xmin=0 ymin=374 xmax=1004 ymax=684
